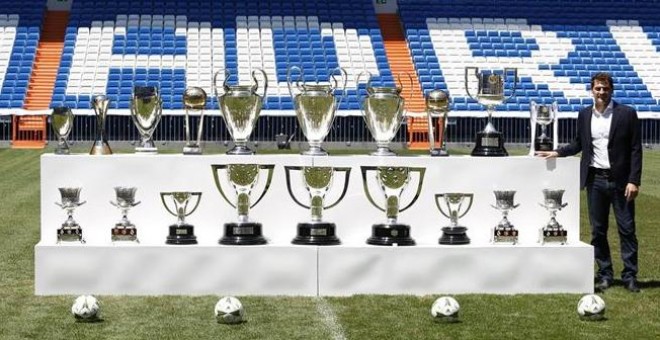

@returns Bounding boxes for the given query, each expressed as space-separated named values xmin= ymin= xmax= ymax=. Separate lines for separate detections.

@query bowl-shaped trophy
xmin=110 ymin=186 xmax=140 ymax=242
xmin=436 ymin=193 xmax=473 ymax=245
xmin=214 ymin=69 xmax=267 ymax=155
xmin=426 ymin=89 xmax=450 ymax=156
xmin=55 ymin=187 xmax=86 ymax=243
xmin=182 ymin=87 xmax=207 ymax=155
xmin=160 ymin=192 xmax=202 ymax=245
xmin=285 ymin=166 xmax=351 ymax=245
xmin=491 ymin=190 xmax=519 ymax=244
xmin=539 ymin=189 xmax=568 ymax=244
xmin=361 ymin=166 xmax=425 ymax=246
xmin=212 ymin=163 xmax=275 ymax=245
xmin=528 ymin=101 xmax=559 ymax=155
xmin=465 ymin=67 xmax=517 ymax=157
xmin=288 ymin=65 xmax=347 ymax=156
xmin=130 ymin=86 xmax=162 ymax=154
xmin=51 ymin=107 xmax=74 ymax=155
xmin=89 ymin=94 xmax=113 ymax=155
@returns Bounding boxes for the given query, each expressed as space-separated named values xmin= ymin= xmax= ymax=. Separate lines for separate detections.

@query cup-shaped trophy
xmin=160 ymin=192 xmax=202 ymax=245
xmin=465 ymin=67 xmax=517 ymax=157
xmin=55 ymin=187 xmax=86 ymax=243
xmin=130 ymin=86 xmax=162 ymax=153
xmin=361 ymin=166 xmax=425 ymax=246
xmin=288 ymin=65 xmax=347 ymax=156
xmin=358 ymin=71 xmax=407 ymax=156
xmin=89 ymin=94 xmax=113 ymax=155
xmin=51 ymin=107 xmax=74 ymax=155
xmin=491 ymin=190 xmax=519 ymax=244
xmin=539 ymin=189 xmax=568 ymax=244
xmin=110 ymin=187 xmax=140 ymax=242
xmin=285 ymin=166 xmax=351 ymax=245
xmin=426 ymin=89 xmax=450 ymax=156
xmin=211 ymin=164 xmax=275 ymax=245
xmin=436 ymin=193 xmax=473 ymax=245
xmin=182 ymin=87 xmax=207 ymax=154
xmin=528 ymin=101 xmax=559 ymax=155
xmin=213 ymin=69 xmax=267 ymax=155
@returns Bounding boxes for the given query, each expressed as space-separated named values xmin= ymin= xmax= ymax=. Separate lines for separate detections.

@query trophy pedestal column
xmin=439 ymin=226 xmax=470 ymax=245
xmin=166 ymin=224 xmax=198 ymax=245
xmin=220 ymin=222 xmax=267 ymax=245
xmin=367 ymin=223 xmax=415 ymax=246
xmin=471 ymin=131 xmax=508 ymax=157
xmin=292 ymin=222 xmax=341 ymax=246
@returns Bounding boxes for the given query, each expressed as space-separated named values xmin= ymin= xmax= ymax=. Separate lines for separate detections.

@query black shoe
xmin=624 ymin=279 xmax=640 ymax=293
xmin=594 ymin=279 xmax=612 ymax=292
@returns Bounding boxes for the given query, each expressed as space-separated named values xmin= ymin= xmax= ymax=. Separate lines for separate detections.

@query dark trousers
xmin=586 ymin=173 xmax=638 ymax=282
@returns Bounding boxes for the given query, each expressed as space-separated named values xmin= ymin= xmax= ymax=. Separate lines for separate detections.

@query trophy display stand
xmin=57 ymin=225 xmax=85 ymax=243
xmin=492 ymin=227 xmax=518 ymax=244
xmin=219 ymin=222 xmax=267 ymax=245
xmin=540 ymin=227 xmax=567 ymax=245
xmin=111 ymin=224 xmax=138 ymax=242
xmin=292 ymin=222 xmax=341 ymax=246
xmin=439 ymin=226 xmax=470 ymax=245
xmin=367 ymin=223 xmax=415 ymax=246
xmin=166 ymin=223 xmax=198 ymax=245
xmin=471 ymin=123 xmax=508 ymax=157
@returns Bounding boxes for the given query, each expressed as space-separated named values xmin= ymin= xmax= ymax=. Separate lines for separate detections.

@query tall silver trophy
xmin=214 ymin=69 xmax=267 ymax=155
xmin=89 ymin=94 xmax=113 ymax=155
xmin=212 ymin=164 xmax=275 ymax=245
xmin=539 ymin=189 xmax=568 ymax=244
xmin=465 ymin=67 xmax=517 ymax=156
xmin=110 ymin=187 xmax=140 ymax=242
xmin=161 ymin=192 xmax=202 ymax=245
xmin=528 ymin=101 xmax=559 ymax=156
xmin=51 ymin=106 xmax=74 ymax=155
xmin=436 ymin=193 xmax=473 ymax=245
xmin=361 ymin=166 xmax=425 ymax=246
xmin=426 ymin=89 xmax=450 ymax=156
xmin=358 ymin=71 xmax=407 ymax=156
xmin=182 ymin=87 xmax=207 ymax=154
xmin=491 ymin=190 xmax=519 ymax=244
xmin=288 ymin=65 xmax=347 ymax=156
xmin=55 ymin=187 xmax=86 ymax=243
xmin=285 ymin=166 xmax=351 ymax=245
xmin=130 ymin=86 xmax=162 ymax=153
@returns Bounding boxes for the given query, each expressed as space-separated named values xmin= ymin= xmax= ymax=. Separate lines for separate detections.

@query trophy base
xmin=302 ymin=146 xmax=328 ymax=156
xmin=89 ymin=141 xmax=113 ymax=155
xmin=534 ymin=138 xmax=554 ymax=152
xmin=111 ymin=226 xmax=138 ymax=242
xmin=135 ymin=146 xmax=158 ymax=154
xmin=370 ymin=147 xmax=396 ymax=157
xmin=471 ymin=131 xmax=508 ymax=157
xmin=366 ymin=223 xmax=416 ymax=246
xmin=439 ymin=226 xmax=470 ymax=245
xmin=539 ymin=228 xmax=567 ymax=245
xmin=430 ymin=148 xmax=449 ymax=157
xmin=226 ymin=145 xmax=255 ymax=155
xmin=292 ymin=222 xmax=341 ymax=246
xmin=183 ymin=145 xmax=202 ymax=155
xmin=219 ymin=222 xmax=267 ymax=245
xmin=57 ymin=227 xmax=85 ymax=243
xmin=166 ymin=224 xmax=198 ymax=245
xmin=54 ymin=148 xmax=70 ymax=155
xmin=492 ymin=227 xmax=519 ymax=244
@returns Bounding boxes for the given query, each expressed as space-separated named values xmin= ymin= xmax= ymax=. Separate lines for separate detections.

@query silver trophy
xmin=55 ymin=187 xmax=86 ymax=243
xmin=529 ymin=101 xmax=559 ymax=155
xmin=288 ymin=65 xmax=347 ymax=156
xmin=160 ymin=192 xmax=202 ymax=245
xmin=110 ymin=187 xmax=140 ymax=242
xmin=361 ymin=166 xmax=425 ymax=246
xmin=212 ymin=164 xmax=275 ymax=245
xmin=426 ymin=89 xmax=450 ymax=156
xmin=285 ymin=166 xmax=351 ymax=245
xmin=491 ymin=190 xmax=519 ymax=244
xmin=89 ymin=95 xmax=113 ymax=155
xmin=130 ymin=86 xmax=163 ymax=153
xmin=182 ymin=87 xmax=207 ymax=154
xmin=213 ymin=69 xmax=267 ymax=155
xmin=539 ymin=189 xmax=568 ymax=244
xmin=51 ymin=107 xmax=74 ymax=155
xmin=436 ymin=193 xmax=473 ymax=245
xmin=465 ymin=67 xmax=517 ymax=157
xmin=358 ymin=71 xmax=407 ymax=156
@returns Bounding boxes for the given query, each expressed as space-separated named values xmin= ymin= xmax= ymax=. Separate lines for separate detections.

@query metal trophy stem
xmin=528 ymin=101 xmax=559 ymax=156
xmin=161 ymin=192 xmax=202 ymax=245
xmin=55 ymin=187 xmax=86 ymax=243
xmin=182 ymin=87 xmax=207 ymax=154
xmin=89 ymin=95 xmax=113 ymax=155
xmin=51 ymin=107 xmax=74 ymax=155
xmin=539 ymin=189 xmax=568 ymax=244
xmin=110 ymin=187 xmax=140 ymax=242
xmin=426 ymin=89 xmax=450 ymax=156
xmin=491 ymin=190 xmax=519 ymax=244
xmin=436 ymin=193 xmax=473 ymax=245
xmin=130 ymin=86 xmax=163 ymax=154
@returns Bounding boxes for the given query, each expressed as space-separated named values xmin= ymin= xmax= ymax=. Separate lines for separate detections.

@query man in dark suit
xmin=537 ymin=72 xmax=642 ymax=293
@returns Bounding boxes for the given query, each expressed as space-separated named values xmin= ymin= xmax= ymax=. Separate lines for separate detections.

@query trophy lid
xmin=426 ymin=89 xmax=449 ymax=111
xmin=183 ymin=87 xmax=207 ymax=109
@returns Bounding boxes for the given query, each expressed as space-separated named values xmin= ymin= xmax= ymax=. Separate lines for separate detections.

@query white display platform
xmin=36 ymin=153 xmax=594 ymax=295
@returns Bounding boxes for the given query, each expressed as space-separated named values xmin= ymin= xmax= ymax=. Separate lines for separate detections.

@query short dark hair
xmin=590 ymin=72 xmax=614 ymax=89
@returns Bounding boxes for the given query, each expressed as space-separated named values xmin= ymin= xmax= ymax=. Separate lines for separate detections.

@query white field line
xmin=315 ymin=297 xmax=347 ymax=340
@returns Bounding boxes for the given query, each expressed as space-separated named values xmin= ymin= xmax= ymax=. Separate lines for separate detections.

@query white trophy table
xmin=35 ymin=154 xmax=593 ymax=295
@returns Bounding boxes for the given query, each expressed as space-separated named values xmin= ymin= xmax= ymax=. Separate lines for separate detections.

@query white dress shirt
xmin=590 ymin=101 xmax=613 ymax=169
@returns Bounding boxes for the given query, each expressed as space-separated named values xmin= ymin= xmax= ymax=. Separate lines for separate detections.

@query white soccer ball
xmin=71 ymin=295 xmax=100 ymax=321
xmin=431 ymin=296 xmax=460 ymax=322
xmin=214 ymin=296 xmax=245 ymax=324
xmin=577 ymin=294 xmax=606 ymax=320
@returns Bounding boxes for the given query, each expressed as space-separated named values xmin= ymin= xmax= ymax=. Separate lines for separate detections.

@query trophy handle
xmin=211 ymin=164 xmax=236 ymax=208
xmin=458 ymin=194 xmax=474 ymax=219
xmin=160 ymin=193 xmax=178 ymax=217
xmin=212 ymin=69 xmax=229 ymax=99
xmin=284 ymin=166 xmax=310 ymax=209
xmin=464 ymin=67 xmax=479 ymax=102
xmin=529 ymin=100 xmax=537 ymax=156
xmin=330 ymin=67 xmax=348 ymax=109
xmin=324 ymin=167 xmax=351 ymax=209
xmin=552 ymin=101 xmax=559 ymax=150
xmin=356 ymin=70 xmax=372 ymax=108
xmin=435 ymin=194 xmax=452 ymax=219
xmin=184 ymin=192 xmax=202 ymax=217
xmin=399 ymin=167 xmax=426 ymax=212
xmin=252 ymin=68 xmax=268 ymax=100
xmin=396 ymin=72 xmax=414 ymax=104
xmin=504 ymin=67 xmax=518 ymax=102
xmin=249 ymin=164 xmax=275 ymax=208
xmin=286 ymin=65 xmax=303 ymax=98
xmin=360 ymin=166 xmax=385 ymax=212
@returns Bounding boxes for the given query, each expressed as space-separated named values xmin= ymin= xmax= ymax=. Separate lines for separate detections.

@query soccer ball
xmin=214 ymin=296 xmax=245 ymax=324
xmin=577 ymin=294 xmax=606 ymax=320
xmin=71 ymin=295 xmax=100 ymax=321
xmin=431 ymin=296 xmax=460 ymax=322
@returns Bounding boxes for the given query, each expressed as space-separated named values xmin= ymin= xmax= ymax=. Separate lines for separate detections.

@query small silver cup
xmin=110 ymin=187 xmax=140 ymax=242
xmin=161 ymin=192 xmax=202 ymax=245
xmin=51 ymin=107 xmax=74 ymax=155
xmin=436 ymin=193 xmax=473 ymax=245
xmin=539 ymin=189 xmax=568 ymax=244
xmin=130 ymin=86 xmax=163 ymax=153
xmin=55 ymin=187 xmax=86 ymax=243
xmin=491 ymin=190 xmax=519 ymax=244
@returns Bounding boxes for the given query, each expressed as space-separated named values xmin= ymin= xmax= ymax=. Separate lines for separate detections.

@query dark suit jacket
xmin=557 ymin=101 xmax=642 ymax=189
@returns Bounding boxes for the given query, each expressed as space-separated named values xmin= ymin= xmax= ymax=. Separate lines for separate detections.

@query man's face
xmin=591 ymin=80 xmax=612 ymax=106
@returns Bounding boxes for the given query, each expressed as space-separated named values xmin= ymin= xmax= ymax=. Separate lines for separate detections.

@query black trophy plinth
xmin=292 ymin=222 xmax=341 ymax=246
xmin=534 ymin=136 xmax=553 ymax=152
xmin=219 ymin=222 xmax=267 ymax=245
xmin=366 ymin=223 xmax=416 ymax=246
xmin=439 ymin=226 xmax=470 ymax=245
xmin=471 ymin=130 xmax=508 ymax=157
xmin=166 ymin=223 xmax=198 ymax=245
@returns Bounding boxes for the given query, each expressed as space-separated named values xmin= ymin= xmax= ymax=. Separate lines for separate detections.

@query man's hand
xmin=625 ymin=183 xmax=639 ymax=202
xmin=535 ymin=151 xmax=559 ymax=159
